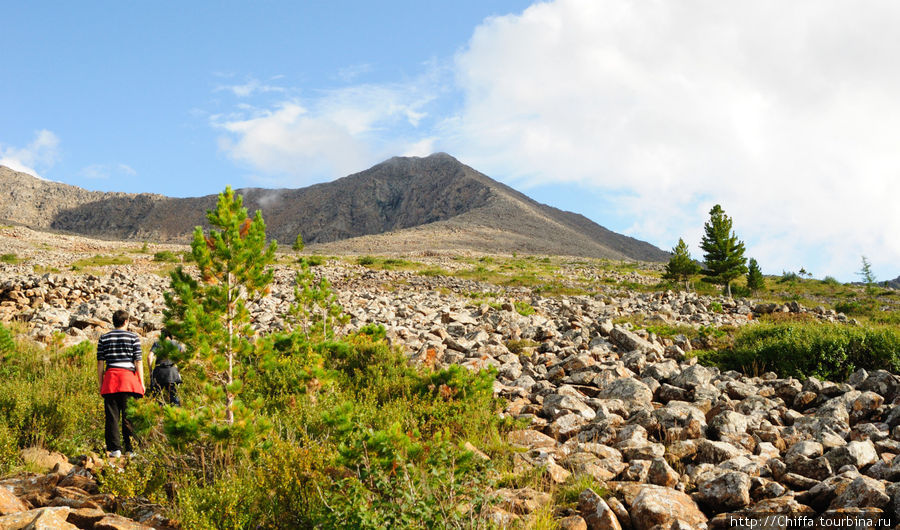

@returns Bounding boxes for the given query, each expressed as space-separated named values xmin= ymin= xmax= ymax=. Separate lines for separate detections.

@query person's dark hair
xmin=160 ymin=329 xmax=171 ymax=340
xmin=112 ymin=309 xmax=129 ymax=328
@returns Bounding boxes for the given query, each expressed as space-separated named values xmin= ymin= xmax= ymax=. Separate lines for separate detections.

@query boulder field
xmin=1 ymin=256 xmax=896 ymax=529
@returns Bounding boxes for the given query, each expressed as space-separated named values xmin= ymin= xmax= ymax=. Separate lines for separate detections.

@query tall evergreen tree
xmin=700 ymin=204 xmax=748 ymax=297
xmin=162 ymin=186 xmax=276 ymax=444
xmin=746 ymin=258 xmax=765 ymax=292
xmin=663 ymin=238 xmax=700 ymax=290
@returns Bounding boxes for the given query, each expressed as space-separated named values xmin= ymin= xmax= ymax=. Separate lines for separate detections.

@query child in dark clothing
xmin=149 ymin=357 xmax=182 ymax=405
xmin=149 ymin=331 xmax=184 ymax=406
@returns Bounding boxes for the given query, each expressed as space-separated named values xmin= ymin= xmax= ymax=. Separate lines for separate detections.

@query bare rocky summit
xmin=0 ymin=154 xmax=667 ymax=261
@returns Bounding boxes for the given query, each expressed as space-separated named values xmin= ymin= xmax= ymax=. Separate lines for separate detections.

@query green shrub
xmin=822 ymin=276 xmax=841 ymax=286
xmin=701 ymin=322 xmax=900 ymax=380
xmin=709 ymin=301 xmax=723 ymax=313
xmin=554 ymin=475 xmax=608 ymax=510
xmin=97 ymin=453 xmax=168 ymax=502
xmin=0 ymin=324 xmax=14 ymax=356
xmin=306 ymin=255 xmax=325 ymax=267
xmin=0 ymin=422 xmax=19 ymax=475
xmin=325 ymin=425 xmax=493 ymax=529
xmin=0 ymin=253 xmax=20 ymax=264
xmin=176 ymin=471 xmax=263 ymax=529
xmin=357 ymin=255 xmax=376 ymax=266
xmin=730 ymin=284 xmax=751 ymax=298
xmin=870 ymin=311 xmax=900 ymax=326
xmin=381 ymin=258 xmax=412 ymax=269
xmin=71 ymin=254 xmax=133 ymax=268
xmin=418 ymin=268 xmax=448 ymax=277
xmin=834 ymin=299 xmax=878 ymax=316
xmin=252 ymin=440 xmax=333 ymax=527
xmin=0 ymin=340 xmax=102 ymax=455
xmin=779 ymin=271 xmax=800 ymax=283
xmin=514 ymin=301 xmax=535 ymax=316
xmin=153 ymin=250 xmax=179 ymax=262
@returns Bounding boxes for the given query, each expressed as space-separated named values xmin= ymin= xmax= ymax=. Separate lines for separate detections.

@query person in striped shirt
xmin=97 ymin=309 xmax=145 ymax=458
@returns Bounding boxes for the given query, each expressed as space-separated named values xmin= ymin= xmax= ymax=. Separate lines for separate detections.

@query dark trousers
xmin=104 ymin=393 xmax=136 ymax=453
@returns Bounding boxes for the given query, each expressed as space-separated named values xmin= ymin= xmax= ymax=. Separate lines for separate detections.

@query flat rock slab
xmin=507 ymin=429 xmax=557 ymax=449
xmin=20 ymin=447 xmax=69 ymax=474
xmin=629 ymin=485 xmax=707 ymax=530
xmin=94 ymin=514 xmax=155 ymax=530
xmin=0 ymin=486 xmax=28 ymax=516
xmin=0 ymin=506 xmax=76 ymax=530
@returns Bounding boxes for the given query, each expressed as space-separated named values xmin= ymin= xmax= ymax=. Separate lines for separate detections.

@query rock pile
xmin=489 ymin=319 xmax=900 ymax=528
xmin=0 ymin=448 xmax=174 ymax=529
xmin=1 ymin=262 xmax=841 ymax=350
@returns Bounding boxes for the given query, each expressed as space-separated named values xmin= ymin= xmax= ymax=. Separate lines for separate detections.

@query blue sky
xmin=2 ymin=1 xmax=899 ymax=282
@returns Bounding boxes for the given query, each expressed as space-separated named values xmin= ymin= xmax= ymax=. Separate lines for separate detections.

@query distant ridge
xmin=0 ymin=154 xmax=668 ymax=261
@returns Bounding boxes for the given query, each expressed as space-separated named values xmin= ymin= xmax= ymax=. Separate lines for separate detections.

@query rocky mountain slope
xmin=0 ymin=154 xmax=667 ymax=261
xmin=2 ymin=227 xmax=899 ymax=528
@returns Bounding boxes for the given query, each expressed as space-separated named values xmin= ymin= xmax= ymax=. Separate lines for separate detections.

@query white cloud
xmin=79 ymin=163 xmax=137 ymax=180
xmin=447 ymin=0 xmax=900 ymax=280
xmin=0 ymin=130 xmax=60 ymax=179
xmin=213 ymin=74 xmax=443 ymax=184
xmin=402 ymin=138 xmax=438 ymax=157
xmin=215 ymin=77 xmax=286 ymax=98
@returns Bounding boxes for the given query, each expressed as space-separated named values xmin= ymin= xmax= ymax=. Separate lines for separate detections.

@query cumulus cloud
xmin=0 ymin=130 xmax=60 ymax=179
xmin=448 ymin=0 xmax=900 ymax=279
xmin=213 ymin=74 xmax=443 ymax=184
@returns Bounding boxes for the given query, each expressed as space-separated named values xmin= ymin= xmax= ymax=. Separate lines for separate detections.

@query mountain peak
xmin=0 ymin=157 xmax=667 ymax=261
xmin=376 ymin=152 xmax=462 ymax=169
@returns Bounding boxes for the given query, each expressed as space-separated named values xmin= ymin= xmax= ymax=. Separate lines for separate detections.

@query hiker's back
xmin=150 ymin=360 xmax=183 ymax=406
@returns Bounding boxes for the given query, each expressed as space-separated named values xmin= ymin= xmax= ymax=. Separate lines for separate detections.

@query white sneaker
xmin=108 ymin=450 xmax=122 ymax=458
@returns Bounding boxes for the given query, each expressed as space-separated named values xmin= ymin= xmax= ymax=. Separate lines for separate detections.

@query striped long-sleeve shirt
xmin=97 ymin=329 xmax=142 ymax=369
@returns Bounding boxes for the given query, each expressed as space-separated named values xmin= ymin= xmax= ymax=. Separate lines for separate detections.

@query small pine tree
xmin=746 ymin=258 xmax=765 ymax=292
xmin=290 ymin=260 xmax=347 ymax=341
xmin=858 ymin=255 xmax=877 ymax=295
xmin=292 ymin=232 xmax=305 ymax=252
xmin=663 ymin=238 xmax=700 ymax=290
xmin=700 ymin=204 xmax=748 ymax=297
xmin=161 ymin=186 xmax=276 ymax=445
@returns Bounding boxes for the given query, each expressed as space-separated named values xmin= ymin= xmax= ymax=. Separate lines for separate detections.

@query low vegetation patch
xmin=418 ymin=267 xmax=449 ymax=277
xmin=0 ymin=335 xmax=101 ymax=462
xmin=354 ymin=255 xmax=422 ymax=270
xmin=71 ymin=254 xmax=133 ymax=269
xmin=304 ymin=255 xmax=325 ymax=267
xmin=696 ymin=321 xmax=900 ymax=380
xmin=505 ymin=339 xmax=539 ymax=355
xmin=152 ymin=250 xmax=179 ymax=263
xmin=1 ymin=253 xmax=23 ymax=264
xmin=514 ymin=301 xmax=535 ymax=316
